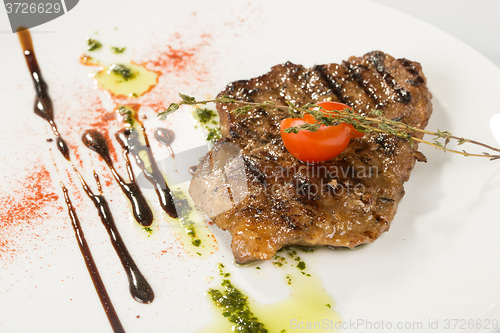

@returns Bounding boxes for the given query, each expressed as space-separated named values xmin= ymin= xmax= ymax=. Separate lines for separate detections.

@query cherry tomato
xmin=280 ymin=101 xmax=363 ymax=163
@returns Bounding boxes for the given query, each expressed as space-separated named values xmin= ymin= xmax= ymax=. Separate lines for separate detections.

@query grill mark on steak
xmin=244 ymin=156 xmax=268 ymax=186
xmin=312 ymin=65 xmax=348 ymax=104
xmin=398 ymin=58 xmax=426 ymax=87
xmin=344 ymin=61 xmax=385 ymax=109
xmin=189 ymin=51 xmax=432 ymax=263
xmin=369 ymin=51 xmax=412 ymax=104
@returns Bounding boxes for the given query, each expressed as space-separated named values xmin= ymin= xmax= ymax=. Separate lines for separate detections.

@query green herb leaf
xmin=159 ymin=103 xmax=180 ymax=119
xmin=179 ymin=93 xmax=196 ymax=103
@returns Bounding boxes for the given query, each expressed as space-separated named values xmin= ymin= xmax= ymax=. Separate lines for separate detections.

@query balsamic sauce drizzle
xmin=82 ymin=129 xmax=154 ymax=227
xmin=60 ymin=183 xmax=125 ymax=333
xmin=115 ymin=110 xmax=178 ymax=219
xmin=18 ymin=29 xmax=154 ymax=308
xmin=17 ymin=29 xmax=70 ymax=160
xmin=154 ymin=127 xmax=175 ymax=158
xmin=73 ymin=166 xmax=155 ymax=304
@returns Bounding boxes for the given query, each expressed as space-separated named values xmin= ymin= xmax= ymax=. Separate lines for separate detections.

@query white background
xmin=371 ymin=0 xmax=500 ymax=68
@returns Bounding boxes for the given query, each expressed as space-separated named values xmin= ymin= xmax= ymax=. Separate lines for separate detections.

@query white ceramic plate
xmin=1 ymin=0 xmax=500 ymax=332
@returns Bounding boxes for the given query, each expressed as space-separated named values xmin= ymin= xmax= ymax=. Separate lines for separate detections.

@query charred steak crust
xmin=190 ymin=51 xmax=432 ymax=263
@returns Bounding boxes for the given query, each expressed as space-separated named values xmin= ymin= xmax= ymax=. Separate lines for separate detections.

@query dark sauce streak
xmin=154 ymin=127 xmax=175 ymax=158
xmin=84 ymin=186 xmax=155 ymax=304
xmin=82 ymin=129 xmax=154 ymax=227
xmin=60 ymin=183 xmax=125 ymax=333
xmin=18 ymin=29 xmax=155 ymax=306
xmin=71 ymin=164 xmax=154 ymax=304
xmin=116 ymin=120 xmax=178 ymax=218
xmin=56 ymin=136 xmax=71 ymax=160
xmin=18 ymin=30 xmax=71 ymax=160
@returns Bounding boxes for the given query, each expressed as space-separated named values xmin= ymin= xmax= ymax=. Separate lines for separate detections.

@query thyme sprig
xmin=158 ymin=94 xmax=500 ymax=160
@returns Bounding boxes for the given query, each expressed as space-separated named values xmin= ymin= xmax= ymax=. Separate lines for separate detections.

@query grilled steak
xmin=189 ymin=51 xmax=432 ymax=263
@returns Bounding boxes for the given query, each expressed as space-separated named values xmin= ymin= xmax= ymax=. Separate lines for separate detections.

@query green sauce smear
xmin=87 ymin=38 xmax=102 ymax=51
xmin=111 ymin=46 xmax=126 ymax=54
xmin=172 ymin=189 xmax=203 ymax=248
xmin=203 ymin=258 xmax=341 ymax=333
xmin=208 ymin=280 xmax=268 ymax=333
xmin=208 ymin=264 xmax=268 ymax=332
xmin=109 ymin=63 xmax=136 ymax=81
xmin=196 ymin=108 xmax=218 ymax=124
xmin=192 ymin=107 xmax=222 ymax=143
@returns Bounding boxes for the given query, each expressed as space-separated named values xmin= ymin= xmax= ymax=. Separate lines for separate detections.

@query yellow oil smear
xmin=167 ymin=184 xmax=217 ymax=257
xmin=255 ymin=273 xmax=340 ymax=332
xmin=94 ymin=62 xmax=159 ymax=98
xmin=202 ymin=267 xmax=341 ymax=333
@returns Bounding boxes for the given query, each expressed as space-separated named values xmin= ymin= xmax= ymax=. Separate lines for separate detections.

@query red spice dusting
xmin=146 ymin=46 xmax=195 ymax=72
xmin=102 ymin=173 xmax=113 ymax=187
xmin=68 ymin=142 xmax=84 ymax=169
xmin=130 ymin=33 xmax=214 ymax=112
xmin=0 ymin=166 xmax=61 ymax=264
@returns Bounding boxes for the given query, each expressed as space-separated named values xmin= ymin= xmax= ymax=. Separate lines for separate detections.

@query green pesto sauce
xmin=272 ymin=246 xmax=315 ymax=279
xmin=272 ymin=255 xmax=285 ymax=267
xmin=196 ymin=108 xmax=218 ymax=124
xmin=165 ymin=185 xmax=217 ymax=256
xmin=208 ymin=264 xmax=267 ymax=332
xmin=192 ymin=107 xmax=222 ymax=143
xmin=206 ymin=128 xmax=221 ymax=142
xmin=117 ymin=105 xmax=136 ymax=126
xmin=142 ymin=226 xmax=153 ymax=237
xmin=172 ymin=189 xmax=203 ymax=248
xmin=110 ymin=63 xmax=135 ymax=80
xmin=203 ymin=261 xmax=341 ymax=333
xmin=111 ymin=46 xmax=126 ymax=54
xmin=87 ymin=38 xmax=102 ymax=51
xmin=208 ymin=280 xmax=268 ymax=333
